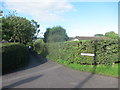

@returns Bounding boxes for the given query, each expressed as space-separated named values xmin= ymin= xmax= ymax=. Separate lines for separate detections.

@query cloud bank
xmin=3 ymin=0 xmax=73 ymax=22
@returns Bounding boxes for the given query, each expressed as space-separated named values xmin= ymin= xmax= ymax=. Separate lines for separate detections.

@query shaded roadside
xmin=3 ymin=51 xmax=48 ymax=75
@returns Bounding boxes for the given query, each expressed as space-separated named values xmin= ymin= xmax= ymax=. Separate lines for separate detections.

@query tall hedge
xmin=2 ymin=43 xmax=29 ymax=74
xmin=34 ymin=40 xmax=118 ymax=66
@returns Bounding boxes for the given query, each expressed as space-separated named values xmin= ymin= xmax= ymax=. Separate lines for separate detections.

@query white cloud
xmin=3 ymin=0 xmax=73 ymax=22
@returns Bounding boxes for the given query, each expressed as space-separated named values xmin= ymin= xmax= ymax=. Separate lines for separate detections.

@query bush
xmin=2 ymin=43 xmax=29 ymax=74
xmin=33 ymin=39 xmax=44 ymax=54
xmin=34 ymin=40 xmax=119 ymax=66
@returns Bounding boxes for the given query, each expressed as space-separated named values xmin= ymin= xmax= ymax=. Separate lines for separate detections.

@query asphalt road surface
xmin=2 ymin=52 xmax=118 ymax=88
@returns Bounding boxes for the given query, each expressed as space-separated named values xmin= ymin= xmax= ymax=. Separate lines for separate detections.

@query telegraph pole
xmin=0 ymin=10 xmax=3 ymax=16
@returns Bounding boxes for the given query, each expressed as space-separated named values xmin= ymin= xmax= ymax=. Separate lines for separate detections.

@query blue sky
xmin=2 ymin=0 xmax=118 ymax=37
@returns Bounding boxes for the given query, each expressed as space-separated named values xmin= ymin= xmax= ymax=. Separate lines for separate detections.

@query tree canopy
xmin=2 ymin=15 xmax=40 ymax=45
xmin=94 ymin=34 xmax=104 ymax=36
xmin=44 ymin=26 xmax=69 ymax=43
xmin=105 ymin=31 xmax=119 ymax=39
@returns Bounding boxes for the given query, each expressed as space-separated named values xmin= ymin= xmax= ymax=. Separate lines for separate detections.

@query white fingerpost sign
xmin=81 ymin=53 xmax=95 ymax=56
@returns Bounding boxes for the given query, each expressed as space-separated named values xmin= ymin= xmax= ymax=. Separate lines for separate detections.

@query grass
xmin=67 ymin=63 xmax=119 ymax=78
xmin=48 ymin=58 xmax=119 ymax=78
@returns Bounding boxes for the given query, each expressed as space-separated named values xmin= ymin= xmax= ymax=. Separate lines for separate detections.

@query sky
xmin=1 ymin=0 xmax=119 ymax=37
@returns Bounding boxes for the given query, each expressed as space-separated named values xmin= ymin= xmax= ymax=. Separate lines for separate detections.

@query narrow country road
xmin=2 ymin=52 xmax=118 ymax=88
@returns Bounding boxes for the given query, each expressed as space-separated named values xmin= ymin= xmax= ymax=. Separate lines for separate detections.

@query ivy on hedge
xmin=34 ymin=40 xmax=118 ymax=66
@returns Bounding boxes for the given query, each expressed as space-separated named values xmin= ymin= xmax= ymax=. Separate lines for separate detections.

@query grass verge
xmin=48 ymin=57 xmax=119 ymax=78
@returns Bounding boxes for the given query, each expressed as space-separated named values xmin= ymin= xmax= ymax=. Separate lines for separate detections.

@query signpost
xmin=81 ymin=53 xmax=95 ymax=56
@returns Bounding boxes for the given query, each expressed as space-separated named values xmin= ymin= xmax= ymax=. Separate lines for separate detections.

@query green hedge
xmin=34 ymin=40 xmax=118 ymax=66
xmin=2 ymin=43 xmax=29 ymax=74
xmin=33 ymin=39 xmax=44 ymax=54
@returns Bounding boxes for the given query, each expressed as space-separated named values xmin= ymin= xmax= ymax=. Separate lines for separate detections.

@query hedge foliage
xmin=2 ymin=43 xmax=29 ymax=74
xmin=34 ymin=40 xmax=119 ymax=66
xmin=33 ymin=39 xmax=45 ymax=54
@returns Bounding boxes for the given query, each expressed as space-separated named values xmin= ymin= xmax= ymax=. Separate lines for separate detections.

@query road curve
xmin=2 ymin=53 xmax=118 ymax=88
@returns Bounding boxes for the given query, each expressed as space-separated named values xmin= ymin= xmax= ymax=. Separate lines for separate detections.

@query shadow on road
xmin=27 ymin=51 xmax=48 ymax=68
xmin=4 ymin=51 xmax=48 ymax=75
xmin=75 ymin=40 xmax=97 ymax=88
xmin=75 ymin=65 xmax=97 ymax=88
xmin=2 ymin=74 xmax=43 ymax=89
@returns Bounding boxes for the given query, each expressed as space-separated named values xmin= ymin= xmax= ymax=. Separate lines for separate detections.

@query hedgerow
xmin=34 ymin=39 xmax=118 ymax=66
xmin=2 ymin=43 xmax=29 ymax=74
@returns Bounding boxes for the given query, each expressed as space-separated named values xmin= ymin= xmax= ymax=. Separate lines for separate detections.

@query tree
xmin=44 ymin=26 xmax=69 ymax=43
xmin=105 ymin=31 xmax=119 ymax=39
xmin=2 ymin=15 xmax=40 ymax=45
xmin=94 ymin=34 xmax=104 ymax=36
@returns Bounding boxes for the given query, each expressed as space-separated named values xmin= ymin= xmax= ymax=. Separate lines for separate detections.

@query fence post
xmin=94 ymin=40 xmax=97 ymax=65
